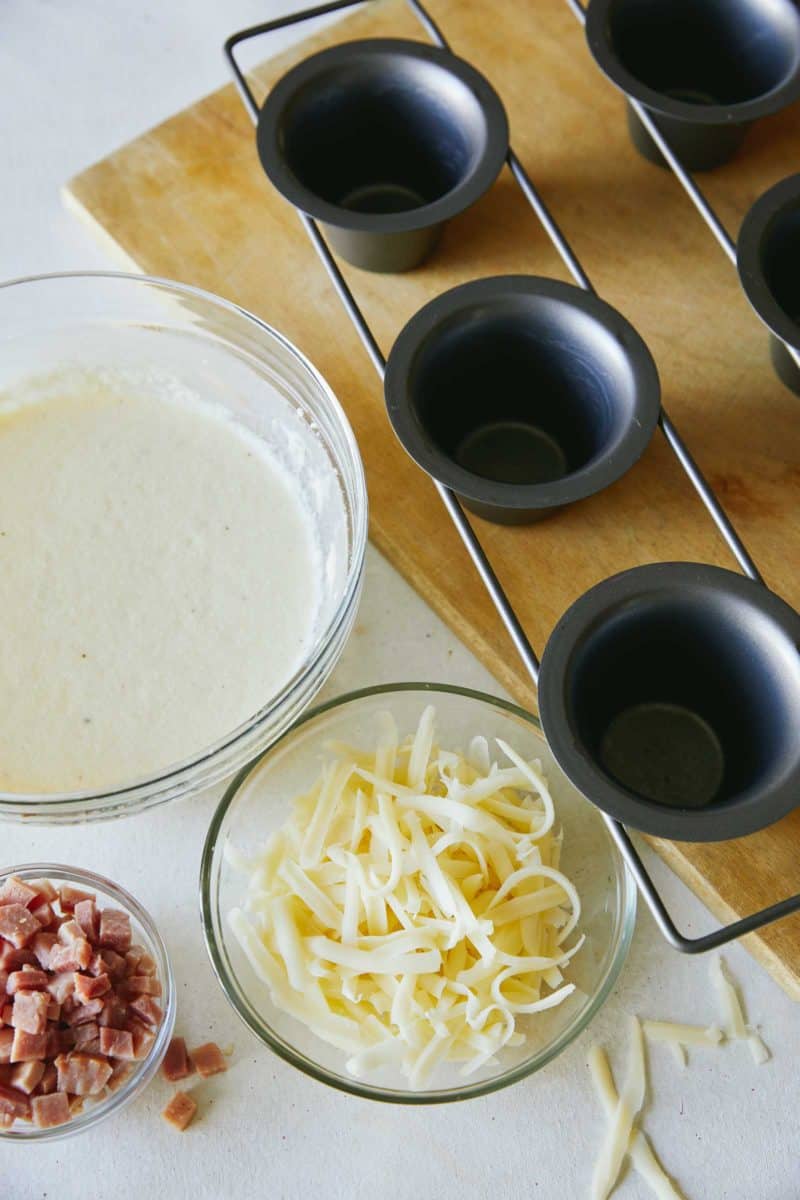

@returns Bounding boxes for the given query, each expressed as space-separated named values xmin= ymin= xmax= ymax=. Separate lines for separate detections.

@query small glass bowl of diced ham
xmin=0 ymin=864 xmax=174 ymax=1140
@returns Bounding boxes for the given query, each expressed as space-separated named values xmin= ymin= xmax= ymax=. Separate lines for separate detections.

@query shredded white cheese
xmin=643 ymin=1020 xmax=724 ymax=1048
xmin=226 ymin=706 xmax=582 ymax=1084
xmin=710 ymin=955 xmax=770 ymax=1065
xmin=591 ymin=1016 xmax=647 ymax=1200
xmin=588 ymin=1044 xmax=685 ymax=1200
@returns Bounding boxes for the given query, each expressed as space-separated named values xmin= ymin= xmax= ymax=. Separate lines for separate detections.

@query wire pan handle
xmin=224 ymin=0 xmax=800 ymax=952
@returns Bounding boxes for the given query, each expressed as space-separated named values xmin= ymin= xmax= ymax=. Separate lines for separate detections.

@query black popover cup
xmin=256 ymin=38 xmax=509 ymax=273
xmin=738 ymin=174 xmax=800 ymax=395
xmin=585 ymin=0 xmax=800 ymax=170
xmin=538 ymin=562 xmax=800 ymax=842
xmin=383 ymin=276 xmax=661 ymax=525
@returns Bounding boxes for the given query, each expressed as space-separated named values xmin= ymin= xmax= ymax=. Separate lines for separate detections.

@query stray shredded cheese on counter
xmin=710 ymin=955 xmax=770 ymax=1066
xmin=588 ymin=1044 xmax=685 ymax=1200
xmin=227 ymin=706 xmax=582 ymax=1084
xmin=591 ymin=1016 xmax=647 ymax=1200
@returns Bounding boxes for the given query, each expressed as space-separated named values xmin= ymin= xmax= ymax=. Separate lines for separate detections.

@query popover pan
xmin=538 ymin=561 xmax=800 ymax=842
xmin=256 ymin=38 xmax=509 ymax=273
xmin=585 ymin=0 xmax=800 ymax=171
xmin=383 ymin=275 xmax=661 ymax=524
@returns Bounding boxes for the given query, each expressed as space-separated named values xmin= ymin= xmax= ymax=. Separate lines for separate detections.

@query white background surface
xmin=2 ymin=3 xmax=798 ymax=1197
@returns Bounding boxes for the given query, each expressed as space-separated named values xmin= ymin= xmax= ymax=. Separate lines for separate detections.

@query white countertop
xmin=2 ymin=3 xmax=798 ymax=1197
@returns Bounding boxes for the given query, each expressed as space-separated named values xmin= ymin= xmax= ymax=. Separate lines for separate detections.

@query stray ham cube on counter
xmin=0 ymin=876 xmax=163 ymax=1131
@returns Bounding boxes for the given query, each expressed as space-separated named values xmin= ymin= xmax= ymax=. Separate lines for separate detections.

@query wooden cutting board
xmin=64 ymin=0 xmax=800 ymax=997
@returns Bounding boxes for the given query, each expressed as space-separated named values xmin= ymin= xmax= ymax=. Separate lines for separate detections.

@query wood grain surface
xmin=64 ymin=0 xmax=800 ymax=997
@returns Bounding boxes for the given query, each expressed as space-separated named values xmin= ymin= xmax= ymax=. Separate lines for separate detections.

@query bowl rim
xmin=737 ymin=173 xmax=800 ymax=352
xmin=256 ymin=37 xmax=510 ymax=235
xmin=0 ymin=270 xmax=368 ymax=818
xmin=200 ymin=680 xmax=637 ymax=1104
xmin=0 ymin=862 xmax=175 ymax=1143
xmin=585 ymin=0 xmax=800 ymax=126
xmin=383 ymin=275 xmax=661 ymax=512
xmin=538 ymin=561 xmax=800 ymax=841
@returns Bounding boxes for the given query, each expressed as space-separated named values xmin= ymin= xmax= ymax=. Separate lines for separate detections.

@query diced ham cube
xmin=161 ymin=1036 xmax=193 ymax=1082
xmin=47 ymin=972 xmax=76 ymax=1004
xmin=89 ymin=948 xmax=127 ymax=980
xmin=106 ymin=1060 xmax=134 ymax=1092
xmin=0 ymin=1029 xmax=13 ymax=1062
xmin=45 ymin=1027 xmax=72 ymax=1058
xmin=49 ymin=940 xmax=91 ymax=973
xmin=98 ymin=994 xmax=128 ymax=1028
xmin=130 ymin=1025 xmax=155 ymax=1060
xmin=99 ymin=1027 xmax=134 ymax=1059
xmin=125 ymin=945 xmax=146 ymax=972
xmin=136 ymin=953 xmax=157 ymax=977
xmin=46 ymin=1000 xmax=60 ymax=1022
xmin=64 ymin=997 xmax=105 ymax=1027
xmin=58 ymin=885 xmax=94 ymax=912
xmin=29 ymin=879 xmax=58 ymax=905
xmin=7 ymin=968 xmax=49 ymax=993
xmin=0 ymin=944 xmax=37 ymax=971
xmin=10 ymin=1059 xmax=44 ymax=1094
xmin=31 ymin=1091 xmax=70 ymax=1128
xmin=73 ymin=899 xmax=99 ymax=942
xmin=10 ymin=990 xmax=49 ymax=1035
xmin=54 ymin=1051 xmax=112 ymax=1096
xmin=0 ymin=1081 xmax=31 ymax=1120
xmin=1 ymin=1004 xmax=13 ymax=1025
xmin=128 ymin=995 xmax=162 ymax=1027
xmin=69 ymin=1095 xmax=84 ymax=1116
xmin=73 ymin=972 xmax=110 ymax=1003
xmin=73 ymin=1021 xmax=99 ymax=1050
xmin=98 ymin=909 xmax=131 ymax=954
xmin=121 ymin=974 xmax=162 ymax=999
xmin=162 ymin=1090 xmax=197 ymax=1132
xmin=31 ymin=932 xmax=58 ymax=970
xmin=10 ymin=1027 xmax=47 ymax=1062
xmin=0 ymin=905 xmax=41 ymax=949
xmin=0 ymin=876 xmax=37 ymax=908
xmin=38 ymin=1063 xmax=57 ymax=1094
xmin=29 ymin=901 xmax=55 ymax=929
xmin=191 ymin=1042 xmax=228 ymax=1078
xmin=58 ymin=919 xmax=86 ymax=946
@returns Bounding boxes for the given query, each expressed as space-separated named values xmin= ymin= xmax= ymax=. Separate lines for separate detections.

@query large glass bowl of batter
xmin=0 ymin=272 xmax=367 ymax=823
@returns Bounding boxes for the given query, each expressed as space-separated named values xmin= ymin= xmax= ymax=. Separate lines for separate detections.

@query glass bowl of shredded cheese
xmin=201 ymin=684 xmax=636 ymax=1102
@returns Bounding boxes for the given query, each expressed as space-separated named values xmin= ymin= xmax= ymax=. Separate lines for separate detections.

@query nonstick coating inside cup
xmin=568 ymin=593 xmax=799 ymax=812
xmin=408 ymin=301 xmax=637 ymax=486
xmin=278 ymin=58 xmax=490 ymax=214
xmin=605 ymin=0 xmax=800 ymax=106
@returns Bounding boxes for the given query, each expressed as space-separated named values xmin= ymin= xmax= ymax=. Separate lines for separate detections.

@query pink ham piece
xmin=99 ymin=1027 xmax=135 ymax=1060
xmin=11 ymin=1059 xmax=45 ymax=1094
xmin=31 ymin=933 xmax=58 ymax=970
xmin=10 ymin=1028 xmax=47 ymax=1062
xmin=89 ymin=949 xmax=127 ymax=981
xmin=38 ymin=1063 xmax=57 ymax=1095
xmin=49 ymin=940 xmax=91 ymax=973
xmin=58 ymin=885 xmax=94 ymax=912
xmin=162 ymin=1090 xmax=197 ymax=1132
xmin=121 ymin=974 xmax=162 ymax=999
xmin=7 ymin=968 xmax=49 ymax=993
xmin=73 ymin=1021 xmax=100 ymax=1051
xmin=31 ymin=1091 xmax=70 ymax=1128
xmin=29 ymin=902 xmax=56 ymax=929
xmin=0 ymin=906 xmax=41 ymax=949
xmin=128 ymin=995 xmax=162 ymax=1027
xmin=190 ymin=1042 xmax=228 ymax=1079
xmin=129 ymin=1025 xmax=156 ymax=1060
xmin=74 ymin=899 xmax=99 ymax=942
xmin=47 ymin=972 xmax=76 ymax=1005
xmin=29 ymin=880 xmax=58 ymax=905
xmin=98 ymin=994 xmax=128 ymax=1029
xmin=10 ymin=990 xmax=49 ymax=1035
xmin=0 ymin=877 xmax=37 ymax=908
xmin=0 ymin=1029 xmax=13 ymax=1062
xmin=0 ymin=1081 xmax=32 ymax=1120
xmin=161 ymin=1036 xmax=193 ymax=1082
xmin=0 ymin=944 xmax=37 ymax=971
xmin=98 ymin=909 xmax=131 ymax=954
xmin=64 ymin=998 xmax=105 ymax=1027
xmin=54 ymin=1051 xmax=112 ymax=1096
xmin=106 ymin=1060 xmax=134 ymax=1092
xmin=73 ymin=971 xmax=110 ymax=1003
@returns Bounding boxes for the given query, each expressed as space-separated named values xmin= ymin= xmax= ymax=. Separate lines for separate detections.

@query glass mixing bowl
xmin=0 ymin=272 xmax=367 ymax=823
xmin=201 ymin=683 xmax=636 ymax=1103
xmin=0 ymin=864 xmax=175 ymax=1143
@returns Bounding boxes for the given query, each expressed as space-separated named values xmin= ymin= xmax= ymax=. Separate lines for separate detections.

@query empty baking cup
xmin=383 ymin=276 xmax=661 ymax=524
xmin=585 ymin=0 xmax=800 ymax=170
xmin=538 ymin=562 xmax=800 ymax=842
xmin=256 ymin=38 xmax=509 ymax=273
xmin=737 ymin=174 xmax=800 ymax=395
